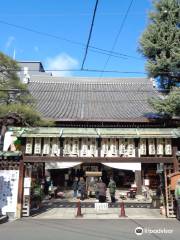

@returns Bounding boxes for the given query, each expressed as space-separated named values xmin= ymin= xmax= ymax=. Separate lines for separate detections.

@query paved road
xmin=0 ymin=219 xmax=179 ymax=240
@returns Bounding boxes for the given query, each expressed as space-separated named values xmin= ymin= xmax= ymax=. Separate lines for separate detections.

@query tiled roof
xmin=28 ymin=76 xmax=160 ymax=122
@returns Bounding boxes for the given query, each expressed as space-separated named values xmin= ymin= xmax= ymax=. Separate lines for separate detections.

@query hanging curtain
xmin=45 ymin=162 xmax=82 ymax=169
xmin=102 ymin=162 xmax=141 ymax=172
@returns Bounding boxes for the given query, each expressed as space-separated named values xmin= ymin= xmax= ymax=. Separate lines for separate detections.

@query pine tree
xmin=0 ymin=52 xmax=52 ymax=150
xmin=150 ymin=89 xmax=180 ymax=116
xmin=139 ymin=0 xmax=180 ymax=117
xmin=139 ymin=0 xmax=180 ymax=88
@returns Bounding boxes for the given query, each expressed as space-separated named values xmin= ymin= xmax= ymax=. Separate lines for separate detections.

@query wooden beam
xmin=135 ymin=170 xmax=142 ymax=194
xmin=23 ymin=155 xmax=174 ymax=163
xmin=16 ymin=159 xmax=24 ymax=219
xmin=172 ymin=139 xmax=179 ymax=172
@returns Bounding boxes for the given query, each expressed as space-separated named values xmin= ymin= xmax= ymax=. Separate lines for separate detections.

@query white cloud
xmin=45 ymin=53 xmax=79 ymax=76
xmin=34 ymin=46 xmax=39 ymax=52
xmin=5 ymin=36 xmax=15 ymax=49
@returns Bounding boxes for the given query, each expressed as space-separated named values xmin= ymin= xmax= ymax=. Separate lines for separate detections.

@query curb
xmin=0 ymin=215 xmax=8 ymax=224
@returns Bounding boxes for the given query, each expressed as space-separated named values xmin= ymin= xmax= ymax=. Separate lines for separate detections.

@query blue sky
xmin=0 ymin=0 xmax=153 ymax=77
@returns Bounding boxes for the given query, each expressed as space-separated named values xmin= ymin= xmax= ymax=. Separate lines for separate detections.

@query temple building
xmin=1 ymin=61 xmax=180 ymax=218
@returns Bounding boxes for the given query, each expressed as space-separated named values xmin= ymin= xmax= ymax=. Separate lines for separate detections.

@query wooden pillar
xmin=60 ymin=137 xmax=64 ymax=157
xmin=135 ymin=138 xmax=139 ymax=157
xmin=154 ymin=138 xmax=157 ymax=157
xmin=97 ymin=138 xmax=101 ymax=157
xmin=135 ymin=170 xmax=142 ymax=195
xmin=0 ymin=125 xmax=7 ymax=151
xmin=16 ymin=158 xmax=24 ymax=219
xmin=172 ymin=139 xmax=178 ymax=172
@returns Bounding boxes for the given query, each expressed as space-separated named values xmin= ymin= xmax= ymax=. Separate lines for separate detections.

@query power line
xmin=100 ymin=0 xmax=134 ymax=77
xmin=81 ymin=0 xmax=99 ymax=69
xmin=1 ymin=67 xmax=179 ymax=76
xmin=0 ymin=19 xmax=142 ymax=61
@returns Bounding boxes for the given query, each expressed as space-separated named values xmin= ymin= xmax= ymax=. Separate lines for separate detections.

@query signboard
xmin=95 ymin=203 xmax=108 ymax=211
xmin=24 ymin=177 xmax=31 ymax=188
xmin=0 ymin=170 xmax=19 ymax=217
xmin=24 ymin=188 xmax=30 ymax=196
xmin=85 ymin=171 xmax=102 ymax=177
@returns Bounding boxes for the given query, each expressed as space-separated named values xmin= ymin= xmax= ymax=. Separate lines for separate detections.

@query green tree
xmin=139 ymin=0 xmax=180 ymax=117
xmin=139 ymin=0 xmax=180 ymax=88
xmin=150 ymin=90 xmax=180 ymax=116
xmin=0 ymin=52 xmax=52 ymax=150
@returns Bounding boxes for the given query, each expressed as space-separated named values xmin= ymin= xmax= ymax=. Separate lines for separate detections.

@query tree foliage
xmin=150 ymin=90 xmax=180 ymax=116
xmin=139 ymin=0 xmax=180 ymax=88
xmin=0 ymin=52 xmax=53 ymax=126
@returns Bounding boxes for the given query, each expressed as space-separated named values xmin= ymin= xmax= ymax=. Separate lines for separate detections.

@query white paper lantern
xmin=25 ymin=138 xmax=33 ymax=154
xmin=165 ymin=139 xmax=172 ymax=155
xmin=72 ymin=138 xmax=79 ymax=155
xmin=139 ymin=139 xmax=146 ymax=155
xmin=63 ymin=139 xmax=71 ymax=155
xmin=51 ymin=138 xmax=59 ymax=156
xmin=90 ymin=139 xmax=97 ymax=156
xmin=157 ymin=139 xmax=164 ymax=155
xmin=101 ymin=139 xmax=109 ymax=156
xmin=127 ymin=139 xmax=135 ymax=157
xmin=43 ymin=137 xmax=50 ymax=155
xmin=148 ymin=139 xmax=155 ymax=155
xmin=119 ymin=139 xmax=126 ymax=155
xmin=34 ymin=138 xmax=41 ymax=154
xmin=81 ymin=138 xmax=88 ymax=156
xmin=110 ymin=139 xmax=117 ymax=156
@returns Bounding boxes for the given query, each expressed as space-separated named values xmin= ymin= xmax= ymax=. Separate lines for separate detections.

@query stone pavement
xmin=31 ymin=207 xmax=167 ymax=219
xmin=1 ymin=219 xmax=179 ymax=240
xmin=59 ymin=189 xmax=152 ymax=203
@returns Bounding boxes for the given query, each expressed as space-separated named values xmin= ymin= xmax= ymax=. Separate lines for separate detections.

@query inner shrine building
xmin=4 ymin=61 xmax=180 ymax=194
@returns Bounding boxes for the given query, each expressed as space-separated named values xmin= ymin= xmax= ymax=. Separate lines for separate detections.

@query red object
xmin=119 ymin=201 xmax=127 ymax=217
xmin=76 ymin=200 xmax=83 ymax=217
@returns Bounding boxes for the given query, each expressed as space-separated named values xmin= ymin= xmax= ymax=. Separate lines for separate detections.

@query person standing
xmin=72 ymin=177 xmax=79 ymax=199
xmin=108 ymin=177 xmax=116 ymax=203
xmin=175 ymin=179 xmax=180 ymax=221
xmin=78 ymin=177 xmax=86 ymax=200
xmin=97 ymin=178 xmax=106 ymax=202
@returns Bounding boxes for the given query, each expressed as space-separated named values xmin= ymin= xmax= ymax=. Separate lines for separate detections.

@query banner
xmin=0 ymin=170 xmax=19 ymax=218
